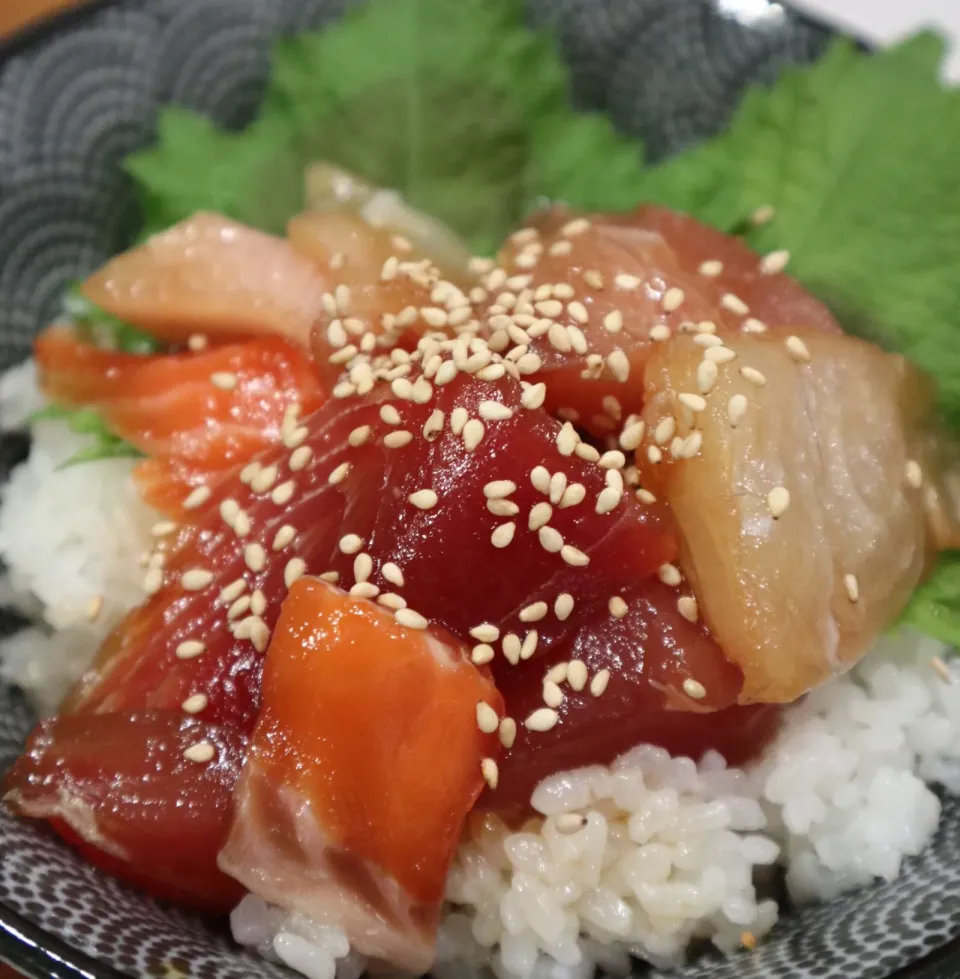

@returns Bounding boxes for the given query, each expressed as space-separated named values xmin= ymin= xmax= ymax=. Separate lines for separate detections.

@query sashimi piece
xmin=219 ymin=577 xmax=502 ymax=973
xmin=492 ymin=206 xmax=841 ymax=437
xmin=81 ymin=213 xmax=329 ymax=347
xmin=4 ymin=710 xmax=246 ymax=912
xmin=35 ymin=325 xmax=327 ymax=517
xmin=636 ymin=329 xmax=958 ymax=703
xmin=486 ymin=581 xmax=780 ymax=810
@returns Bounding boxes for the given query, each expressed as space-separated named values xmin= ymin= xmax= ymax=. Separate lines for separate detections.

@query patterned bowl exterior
xmin=0 ymin=2 xmax=957 ymax=978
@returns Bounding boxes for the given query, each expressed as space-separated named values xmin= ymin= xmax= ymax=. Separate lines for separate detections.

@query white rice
xmin=0 ymin=360 xmax=957 ymax=979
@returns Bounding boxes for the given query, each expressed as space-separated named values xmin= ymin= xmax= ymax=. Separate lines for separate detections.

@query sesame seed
xmin=151 ymin=520 xmax=177 ymax=537
xmin=339 ymin=534 xmax=363 ymax=555
xmin=694 ymin=334 xmax=725 ymax=348
xmin=553 ymin=484 xmax=583 ymax=511
xmin=531 ymin=466 xmax=551 ymax=493
xmin=332 ymin=381 xmax=356 ymax=399
xmin=83 ymin=594 xmax=104 ymax=623
xmin=536 ymin=299 xmax=563 ymax=318
xmin=181 ymin=569 xmax=213 ymax=592
xmin=502 ymin=633 xmax=522 ymax=665
xmin=542 ymin=679 xmax=564 ymax=708
xmin=705 ymin=345 xmax=737 ymax=364
xmin=728 ymin=394 xmax=748 ymax=427
xmin=210 ymin=371 xmax=237 ymax=392
xmin=420 ymin=307 xmax=448 ymax=328
xmin=905 ymin=460 xmax=923 ymax=489
xmin=182 ymin=485 xmax=211 ymax=510
xmin=251 ymin=465 xmax=278 ymax=493
xmin=614 ymin=273 xmax=641 ymax=291
xmin=329 ymin=461 xmax=352 ymax=485
xmin=524 ymin=707 xmax=559 ymax=732
xmin=244 ymin=620 xmax=270 ymax=654
xmin=677 ymin=596 xmax=698 ymax=622
xmin=548 ymin=472 xmax=568 ymax=505
xmin=471 ymin=644 xmax=495 ymax=665
xmin=470 ymin=625 xmax=500 ymax=646
xmin=519 ymin=382 xmax=546 ymax=411
xmin=374 ymin=563 xmax=402 ymax=591
xmin=596 ymin=487 xmax=621 ymax=515
xmin=556 ymin=813 xmax=585 ymax=834
xmin=844 ymin=574 xmax=860 ymax=603
xmin=481 ymin=758 xmax=499 ymax=789
xmin=683 ymin=678 xmax=706 ymax=700
xmin=478 ymin=401 xmax=513 ymax=422
xmin=608 ymin=596 xmax=628 ymax=619
xmin=603 ymin=310 xmax=624 ymax=334
xmin=698 ymin=260 xmax=723 ymax=277
xmin=742 ymin=318 xmax=768 ymax=335
xmin=654 ymin=417 xmax=676 ymax=445
xmin=520 ymin=601 xmax=548 ymax=623
xmin=515 ymin=352 xmax=542 ymax=375
xmin=647 ymin=445 xmax=663 ymax=464
xmin=395 ymin=608 xmax=428 ymax=630
xmin=562 ymin=217 xmax=591 ymax=237
xmin=380 ymin=405 xmax=401 ymax=426
xmin=662 ymin=287 xmax=685 ymax=312
xmin=785 ymin=335 xmax=811 ymax=362
xmin=183 ymin=742 xmax=215 ymax=764
xmin=751 ymin=204 xmax=775 ymax=226
xmin=538 ymin=526 xmax=564 ymax=553
xmin=391 ymin=378 xmax=414 ymax=400
xmin=484 ymin=480 xmax=517 ymax=500
xmin=760 ymin=249 xmax=790 ymax=275
xmin=176 ymin=640 xmax=205 ymax=660
xmin=335 ymin=284 xmax=351 ymax=312
xmin=377 ymin=593 xmax=406 ymax=610
xmin=583 ymin=269 xmax=605 ymax=289
xmin=721 ymin=294 xmax=750 ymax=316
xmin=567 ymin=660 xmax=588 ymax=692
xmin=487 ymin=498 xmax=519 ymax=516
xmin=678 ymin=392 xmax=707 ymax=413
xmin=607 ymin=350 xmax=630 ymax=383
xmin=931 ymin=656 xmax=953 ymax=684
xmin=491 ymin=522 xmax=516 ymax=548
xmin=767 ymin=486 xmax=790 ymax=519
xmin=411 ymin=377 xmax=433 ymax=404
xmin=556 ymin=423 xmax=579 ymax=456
xmin=188 ymin=333 xmax=208 ymax=351
xmin=695 ymin=359 xmax=719 ymax=396
xmin=476 ymin=701 xmax=500 ymax=734
xmin=636 ymin=488 xmax=657 ymax=504
xmin=520 ymin=630 xmax=539 ymax=660
xmin=619 ymin=420 xmax=646 ymax=451
xmin=271 ymin=480 xmax=296 ymax=506
xmin=382 ymin=429 xmax=414 ymax=450
xmin=434 ymin=360 xmax=458 ymax=386
xmin=560 ymin=545 xmax=589 ymax=567
xmin=319 ymin=571 xmax=339 ymax=583
xmin=568 ymin=301 xmax=589 ymax=324
xmin=547 ymin=321 xmax=571 ymax=353
xmin=599 ymin=450 xmax=626 ymax=469
xmin=182 ymin=692 xmax=209 ymax=714
xmin=551 ymin=595 xmax=574 ymax=625
xmin=590 ymin=669 xmax=611 ymax=697
xmin=739 ymin=366 xmax=767 ymax=387
xmin=649 ymin=325 xmax=671 ymax=343
xmin=409 ymin=489 xmax=439 ymax=510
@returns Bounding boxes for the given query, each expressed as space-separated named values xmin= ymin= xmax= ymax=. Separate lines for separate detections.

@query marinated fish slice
xmin=81 ymin=212 xmax=329 ymax=347
xmin=493 ymin=206 xmax=840 ymax=437
xmin=637 ymin=330 xmax=951 ymax=703
xmin=219 ymin=577 xmax=503 ymax=974
xmin=36 ymin=327 xmax=326 ymax=495
xmin=4 ymin=710 xmax=246 ymax=912
xmin=486 ymin=580 xmax=779 ymax=810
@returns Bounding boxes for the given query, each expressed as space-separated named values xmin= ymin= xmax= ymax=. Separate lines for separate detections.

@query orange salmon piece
xmin=219 ymin=577 xmax=503 ymax=973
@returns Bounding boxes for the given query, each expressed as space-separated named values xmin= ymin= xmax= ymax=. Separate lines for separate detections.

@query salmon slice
xmin=4 ymin=710 xmax=246 ymax=912
xmin=218 ymin=577 xmax=503 ymax=973
xmin=35 ymin=325 xmax=327 ymax=517
xmin=81 ymin=213 xmax=329 ymax=347
xmin=636 ymin=329 xmax=958 ymax=703
xmin=493 ymin=205 xmax=841 ymax=437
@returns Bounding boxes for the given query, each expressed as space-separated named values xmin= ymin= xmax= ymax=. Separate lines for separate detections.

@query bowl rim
xmin=0 ymin=1 xmax=958 ymax=978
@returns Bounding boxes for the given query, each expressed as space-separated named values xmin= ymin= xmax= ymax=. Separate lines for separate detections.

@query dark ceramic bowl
xmin=0 ymin=2 xmax=958 ymax=978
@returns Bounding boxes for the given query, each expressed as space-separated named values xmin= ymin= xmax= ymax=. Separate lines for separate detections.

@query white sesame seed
xmin=683 ymin=678 xmax=706 ymax=700
xmin=491 ymin=522 xmax=516 ymax=548
xmin=487 ymin=498 xmax=519 ymax=517
xmin=176 ymin=640 xmax=205 ymax=660
xmin=476 ymin=701 xmax=500 ymax=734
xmin=619 ymin=420 xmax=646 ymax=451
xmin=478 ymin=401 xmax=513 ymax=423
xmin=339 ymin=534 xmax=363 ymax=555
xmin=151 ymin=520 xmax=177 ymax=537
xmin=694 ymin=334 xmax=724 ymax=348
xmin=519 ymin=601 xmax=548 ymax=623
xmin=520 ymin=382 xmax=547 ymax=410
xmin=188 ymin=333 xmax=208 ymax=351
xmin=751 ymin=204 xmax=775 ymax=226
xmin=614 ymin=273 xmax=641 ymax=291
xmin=560 ymin=544 xmax=589 ymax=567
xmin=244 ymin=543 xmax=266 ymax=573
xmin=596 ymin=486 xmax=621 ymax=515
xmin=649 ymin=324 xmax=671 ymax=343
xmin=599 ymin=450 xmax=625 ymax=470
xmin=785 ymin=335 xmax=811 ymax=362
xmin=409 ymin=489 xmax=439 ymax=510
xmin=767 ymin=486 xmax=790 ymax=519
xmin=553 ymin=594 xmax=574 ymax=623
xmin=335 ymin=283 xmax=351 ymax=313
xmin=567 ymin=660 xmax=588 ymax=691
xmin=181 ymin=569 xmax=213 ymax=591
xmin=251 ymin=465 xmax=278 ymax=493
xmin=538 ymin=526 xmax=564 ymax=553
xmin=556 ymin=422 xmax=579 ymax=456
xmin=377 ymin=592 xmax=407 ymax=610
xmin=502 ymin=633 xmax=522 ymax=665
xmin=471 ymin=643 xmax=495 ymax=665
xmin=531 ymin=466 xmax=551 ymax=493
xmin=536 ymin=299 xmax=563 ymax=318
xmin=721 ymin=294 xmax=750 ymax=316
xmin=739 ymin=366 xmax=767 ymax=387
xmin=654 ymin=417 xmax=676 ymax=445
xmin=636 ymin=488 xmax=657 ymax=504
xmin=905 ymin=460 xmax=923 ymax=489
xmin=391 ymin=378 xmax=414 ymax=400
xmin=328 ymin=461 xmax=352 ymax=485
xmin=481 ymin=758 xmax=499 ymax=789
xmin=678 ymin=392 xmax=707 ymax=413
xmin=602 ymin=310 xmax=624 ymax=335
xmin=741 ymin=318 xmax=767 ymax=335
xmin=470 ymin=624 xmax=500 ymax=644
xmin=434 ymin=360 xmax=458 ymax=386
xmin=662 ymin=287 xmax=685 ymax=312
xmin=677 ymin=595 xmax=699 ymax=622
xmin=395 ymin=608 xmax=428 ymax=630
xmin=183 ymin=742 xmax=215 ymax=764
xmin=542 ymin=680 xmax=564 ymax=708
xmin=380 ymin=405 xmax=401 ymax=426
xmin=497 ymin=718 xmax=517 ymax=750
xmin=698 ymin=260 xmax=723 ymax=277
xmin=549 ymin=472 xmax=568 ymax=505
xmin=760 ymin=249 xmax=790 ymax=275
xmin=411 ymin=377 xmax=433 ymax=404
xmin=647 ymin=445 xmax=663 ymax=464
xmin=606 ymin=349 xmax=630 ymax=383
xmin=179 ymin=691 xmax=208 ymax=715
xmin=844 ymin=573 xmax=860 ymax=603
xmin=483 ymin=480 xmax=517 ymax=500
xmin=515 ymin=352 xmax=542 ymax=375
xmin=562 ymin=217 xmax=591 ymax=237
xmin=182 ymin=485 xmax=211 ymax=510
xmin=524 ymin=707 xmax=559 ymax=732
xmin=319 ymin=571 xmax=339 ymax=584
xmin=520 ymin=630 xmax=538 ymax=660
xmin=694 ymin=359 xmax=718 ymax=396
xmin=728 ymin=394 xmax=748 ymax=427
xmin=332 ymin=381 xmax=356 ymax=399
xmin=271 ymin=480 xmax=296 ymax=506
xmin=559 ymin=483 xmax=586 ymax=508
xmin=608 ymin=596 xmax=628 ymax=619
xmin=568 ymin=300 xmax=589 ymax=324
xmin=705 ymin=345 xmax=736 ymax=364
xmin=590 ymin=669 xmax=611 ymax=697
